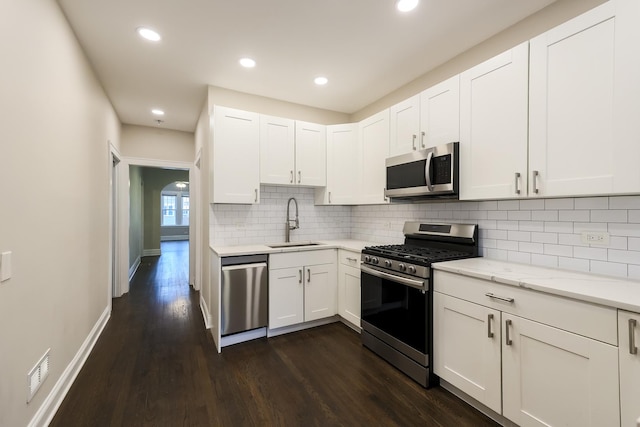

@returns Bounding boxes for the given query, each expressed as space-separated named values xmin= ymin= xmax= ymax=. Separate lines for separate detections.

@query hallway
xmin=50 ymin=241 xmax=497 ymax=427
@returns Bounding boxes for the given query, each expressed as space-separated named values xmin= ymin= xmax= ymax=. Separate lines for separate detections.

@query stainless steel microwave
xmin=385 ymin=142 xmax=459 ymax=200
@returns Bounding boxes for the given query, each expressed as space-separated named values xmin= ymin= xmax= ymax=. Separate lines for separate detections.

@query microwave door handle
xmin=424 ymin=151 xmax=434 ymax=191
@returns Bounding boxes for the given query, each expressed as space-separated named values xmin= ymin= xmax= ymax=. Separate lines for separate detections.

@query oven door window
xmin=361 ymin=270 xmax=427 ymax=353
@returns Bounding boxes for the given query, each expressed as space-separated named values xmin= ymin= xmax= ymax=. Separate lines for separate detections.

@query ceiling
xmin=56 ymin=0 xmax=557 ymax=133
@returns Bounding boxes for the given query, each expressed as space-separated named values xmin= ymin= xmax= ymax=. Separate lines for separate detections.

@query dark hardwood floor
xmin=51 ymin=240 xmax=498 ymax=427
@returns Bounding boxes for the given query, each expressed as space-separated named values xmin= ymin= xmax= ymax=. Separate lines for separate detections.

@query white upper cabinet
xmin=260 ymin=115 xmax=295 ymax=185
xmin=459 ymin=42 xmax=530 ymax=200
xmin=317 ymin=123 xmax=359 ymax=205
xmin=294 ymin=121 xmax=327 ymax=187
xmin=211 ymin=106 xmax=260 ymax=204
xmin=389 ymin=75 xmax=460 ymax=157
xmin=419 ymin=75 xmax=460 ymax=149
xmin=529 ymin=0 xmax=640 ymax=197
xmin=389 ymin=95 xmax=420 ymax=156
xmin=359 ymin=109 xmax=390 ymax=204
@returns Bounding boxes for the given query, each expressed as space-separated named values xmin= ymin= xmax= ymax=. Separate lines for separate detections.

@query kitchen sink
xmin=267 ymin=242 xmax=322 ymax=248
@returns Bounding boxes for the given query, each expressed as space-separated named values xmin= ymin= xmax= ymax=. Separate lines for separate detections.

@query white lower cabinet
xmin=619 ymin=310 xmax=640 ymax=427
xmin=268 ymin=250 xmax=337 ymax=329
xmin=433 ymin=270 xmax=620 ymax=427
xmin=337 ymin=250 xmax=361 ymax=328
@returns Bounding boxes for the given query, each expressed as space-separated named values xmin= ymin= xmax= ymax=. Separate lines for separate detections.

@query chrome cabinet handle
xmin=254 ymin=189 xmax=258 ymax=202
xmin=485 ymin=292 xmax=514 ymax=303
xmin=290 ymin=170 xmax=293 ymax=183
xmin=298 ymin=269 xmax=302 ymax=284
xmin=383 ymin=188 xmax=387 ymax=202
xmin=307 ymin=268 xmax=311 ymax=283
xmin=424 ymin=151 xmax=434 ymax=191
xmin=533 ymin=170 xmax=540 ymax=194
xmin=298 ymin=171 xmax=301 ymax=184
xmin=412 ymin=134 xmax=416 ymax=150
xmin=630 ymin=319 xmax=638 ymax=355
xmin=421 ymin=131 xmax=426 ymax=148
xmin=487 ymin=314 xmax=494 ymax=338
xmin=328 ymin=192 xmax=332 ymax=204
xmin=505 ymin=319 xmax=513 ymax=346
xmin=515 ymin=172 xmax=521 ymax=195
xmin=346 ymin=257 xmax=358 ymax=262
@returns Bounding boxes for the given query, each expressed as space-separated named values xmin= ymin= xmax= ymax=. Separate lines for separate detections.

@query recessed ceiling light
xmin=396 ymin=0 xmax=419 ymax=12
xmin=239 ymin=58 xmax=256 ymax=68
xmin=314 ymin=77 xmax=328 ymax=86
xmin=151 ymin=109 xmax=165 ymax=116
xmin=137 ymin=27 xmax=161 ymax=42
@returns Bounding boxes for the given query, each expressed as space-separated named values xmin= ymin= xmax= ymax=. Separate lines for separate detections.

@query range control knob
xmin=408 ymin=265 xmax=416 ymax=274
xmin=384 ymin=260 xmax=392 ymax=268
xmin=364 ymin=255 xmax=371 ymax=263
xmin=398 ymin=263 xmax=406 ymax=272
xmin=372 ymin=257 xmax=379 ymax=265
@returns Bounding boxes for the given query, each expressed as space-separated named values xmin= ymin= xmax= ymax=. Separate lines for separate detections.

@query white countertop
xmin=433 ymin=258 xmax=640 ymax=313
xmin=210 ymin=239 xmax=376 ymax=257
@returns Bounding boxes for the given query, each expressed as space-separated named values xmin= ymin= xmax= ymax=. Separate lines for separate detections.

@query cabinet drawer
xmin=339 ymin=250 xmax=361 ymax=267
xmin=270 ymin=249 xmax=336 ymax=270
xmin=434 ymin=271 xmax=617 ymax=345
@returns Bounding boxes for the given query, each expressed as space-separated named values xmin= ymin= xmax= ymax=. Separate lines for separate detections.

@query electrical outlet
xmin=581 ymin=231 xmax=610 ymax=246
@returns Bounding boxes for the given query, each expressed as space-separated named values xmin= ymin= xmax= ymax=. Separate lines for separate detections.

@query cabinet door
xmin=459 ymin=42 xmax=529 ymax=200
xmin=529 ymin=2 xmax=616 ymax=197
xmin=433 ymin=292 xmax=502 ymax=413
xmin=295 ymin=121 xmax=326 ymax=186
xmin=502 ymin=314 xmax=620 ymax=427
xmin=359 ymin=109 xmax=390 ymax=204
xmin=260 ymin=115 xmax=295 ymax=185
xmin=325 ymin=123 xmax=359 ymax=204
xmin=304 ymin=263 xmax=337 ymax=322
xmin=389 ymin=95 xmax=420 ymax=156
xmin=619 ymin=310 xmax=640 ymax=427
xmin=338 ymin=262 xmax=361 ymax=328
xmin=269 ymin=267 xmax=304 ymax=329
xmin=419 ymin=75 xmax=460 ymax=150
xmin=212 ymin=106 xmax=260 ymax=203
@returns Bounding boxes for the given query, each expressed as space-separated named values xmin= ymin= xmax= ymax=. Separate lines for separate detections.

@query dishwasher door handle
xmin=222 ymin=262 xmax=268 ymax=271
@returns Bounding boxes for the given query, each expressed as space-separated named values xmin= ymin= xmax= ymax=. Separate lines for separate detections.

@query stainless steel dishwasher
xmin=221 ymin=254 xmax=268 ymax=336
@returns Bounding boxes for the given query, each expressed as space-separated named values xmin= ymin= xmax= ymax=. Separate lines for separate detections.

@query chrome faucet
xmin=285 ymin=197 xmax=299 ymax=242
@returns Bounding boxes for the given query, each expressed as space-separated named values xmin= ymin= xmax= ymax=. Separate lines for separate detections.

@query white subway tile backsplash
xmin=573 ymin=222 xmax=608 ymax=233
xmin=608 ymin=249 xmax=640 ymax=265
xmin=497 ymin=240 xmax=519 ymax=251
xmin=574 ymin=197 xmax=608 ymax=210
xmin=531 ymin=232 xmax=558 ymax=244
xmin=629 ymin=238 xmax=640 ymax=251
xmin=590 ymin=261 xmax=628 ymax=278
xmin=519 ymin=199 xmax=545 ymax=210
xmin=532 ymin=210 xmax=559 ymax=221
xmin=508 ymin=251 xmax=531 ymax=264
xmin=498 ymin=200 xmax=520 ymax=210
xmin=478 ymin=201 xmax=498 ymax=210
xmin=629 ymin=210 xmax=640 ymax=223
xmin=558 ymin=233 xmax=586 ymax=247
xmin=531 ymin=254 xmax=559 ymax=268
xmin=558 ymin=210 xmax=590 ymax=222
xmin=573 ymin=247 xmax=607 ymax=261
xmin=559 ymin=257 xmax=590 ymax=272
xmin=629 ymin=265 xmax=640 ymax=280
xmin=519 ymin=242 xmax=544 ymax=254
xmin=544 ymin=244 xmax=573 ymax=257
xmin=488 ymin=211 xmax=508 ymax=220
xmin=508 ymin=231 xmax=531 ymax=242
xmin=609 ymin=196 xmax=640 ymax=209
xmin=591 ymin=210 xmax=627 ymax=223
xmin=497 ymin=220 xmax=519 ymax=231
xmin=544 ymin=222 xmax=574 ymax=233
xmin=609 ymin=223 xmax=640 ymax=238
xmin=519 ymin=221 xmax=544 ymax=232
xmin=508 ymin=210 xmax=531 ymax=221
xmin=545 ymin=198 xmax=574 ymax=210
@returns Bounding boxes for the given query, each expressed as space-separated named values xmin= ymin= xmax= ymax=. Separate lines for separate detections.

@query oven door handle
xmin=361 ymin=265 xmax=426 ymax=290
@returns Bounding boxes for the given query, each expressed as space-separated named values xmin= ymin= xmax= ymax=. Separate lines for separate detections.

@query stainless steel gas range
xmin=360 ymin=222 xmax=479 ymax=387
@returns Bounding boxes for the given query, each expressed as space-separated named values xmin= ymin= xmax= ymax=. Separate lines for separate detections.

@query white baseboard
xmin=221 ymin=328 xmax=267 ymax=347
xmin=200 ymin=294 xmax=212 ymax=329
xmin=267 ymin=316 xmax=339 ymax=338
xmin=142 ymin=248 xmax=161 ymax=256
xmin=128 ymin=256 xmax=141 ymax=281
xmin=28 ymin=306 xmax=111 ymax=427
xmin=339 ymin=317 xmax=362 ymax=333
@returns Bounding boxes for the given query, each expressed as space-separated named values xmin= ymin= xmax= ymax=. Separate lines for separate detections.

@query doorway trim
xmin=117 ymin=156 xmax=196 ymax=296
xmin=109 ymin=143 xmax=123 ymax=301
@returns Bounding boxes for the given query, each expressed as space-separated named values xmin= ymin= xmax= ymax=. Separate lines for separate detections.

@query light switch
xmin=1 ymin=251 xmax=12 ymax=282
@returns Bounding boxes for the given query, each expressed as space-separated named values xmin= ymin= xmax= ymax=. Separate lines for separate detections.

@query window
xmin=162 ymin=195 xmax=177 ymax=226
xmin=182 ymin=196 xmax=190 ymax=226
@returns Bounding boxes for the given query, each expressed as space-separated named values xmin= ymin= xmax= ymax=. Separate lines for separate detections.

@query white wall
xmin=0 ymin=1 xmax=120 ymax=426
xmin=128 ymin=165 xmax=144 ymax=271
xmin=351 ymin=196 xmax=640 ymax=280
xmin=210 ymin=186 xmax=351 ymax=246
xmin=121 ymin=124 xmax=194 ymax=162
